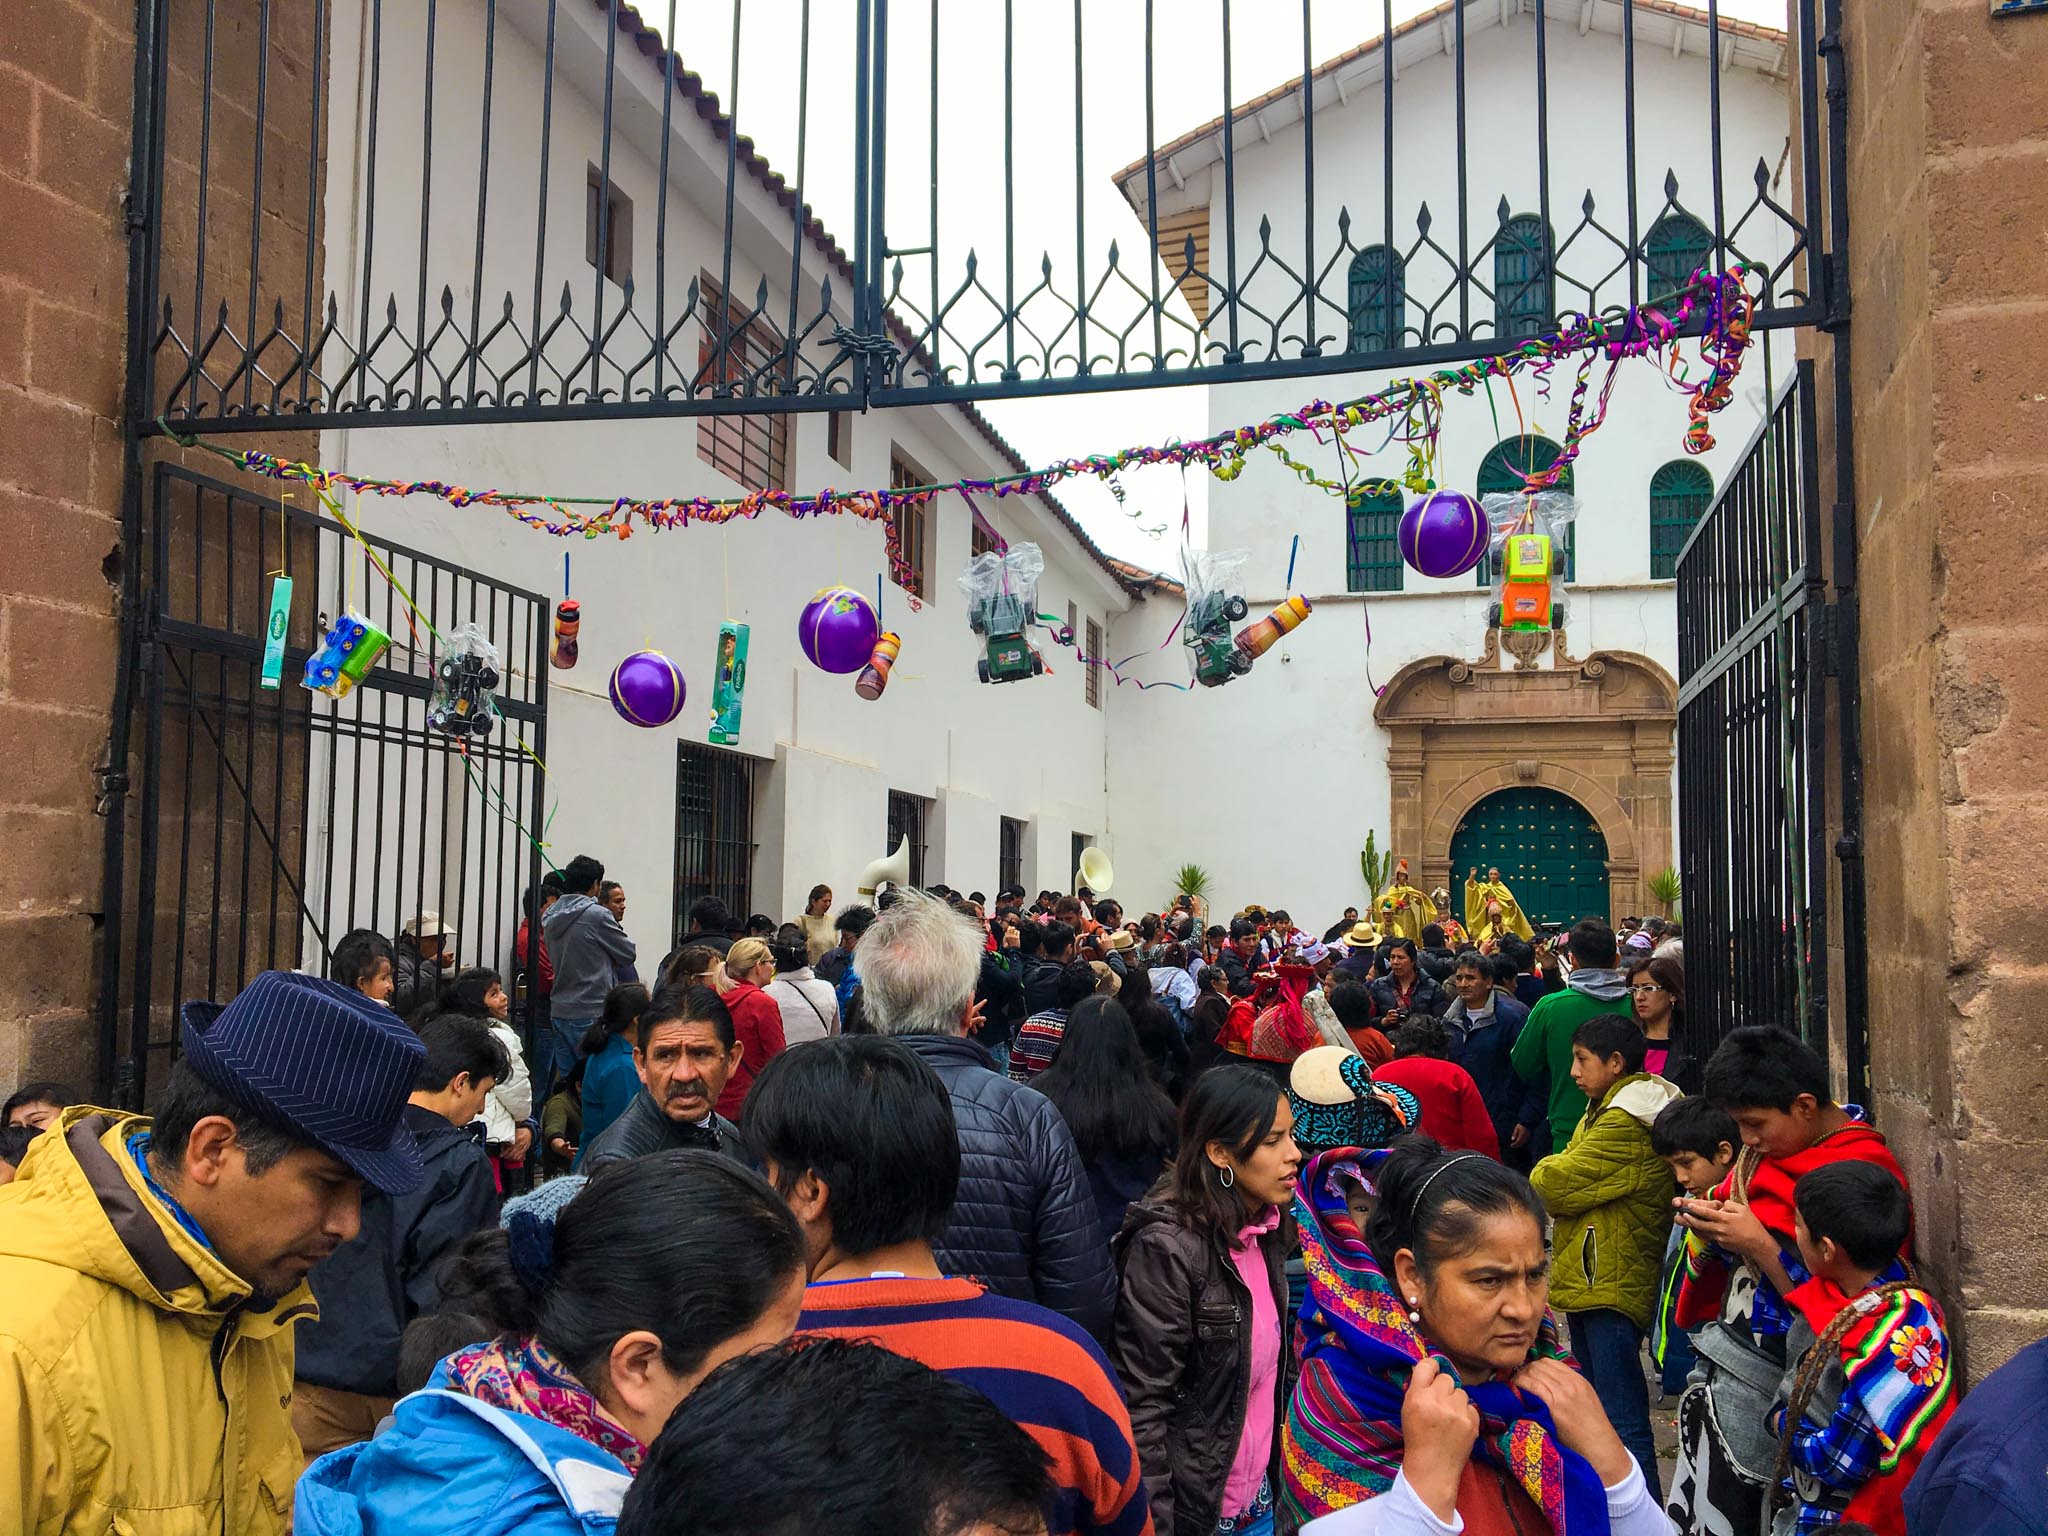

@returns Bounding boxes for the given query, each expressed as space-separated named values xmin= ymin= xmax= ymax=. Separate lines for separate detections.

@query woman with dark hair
xmin=297 ymin=1151 xmax=807 ymax=1536
xmin=574 ymin=982 xmax=649 ymax=1166
xmin=1035 ymin=996 xmax=1178 ymax=1244
xmin=1111 ymin=1064 xmax=1301 ymax=1536
xmin=765 ymin=923 xmax=840 ymax=1045
xmin=796 ymin=883 xmax=836 ymax=965
xmin=1368 ymin=938 xmax=1447 ymax=1026
xmin=444 ymin=967 xmax=534 ymax=1180
xmin=1281 ymin=1135 xmax=1668 ymax=1534
xmin=1626 ymin=952 xmax=1697 ymax=1093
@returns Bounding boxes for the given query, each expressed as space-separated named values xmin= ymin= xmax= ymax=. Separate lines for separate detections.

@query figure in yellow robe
xmin=1375 ymin=860 xmax=1432 ymax=945
xmin=1465 ymin=866 xmax=1535 ymax=944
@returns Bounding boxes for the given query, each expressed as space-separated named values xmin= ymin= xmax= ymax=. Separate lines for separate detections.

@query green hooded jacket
xmin=1529 ymin=1072 xmax=1683 ymax=1328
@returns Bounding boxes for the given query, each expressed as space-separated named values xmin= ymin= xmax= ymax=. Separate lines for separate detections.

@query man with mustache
xmin=0 ymin=969 xmax=427 ymax=1535
xmin=580 ymin=983 xmax=752 ymax=1169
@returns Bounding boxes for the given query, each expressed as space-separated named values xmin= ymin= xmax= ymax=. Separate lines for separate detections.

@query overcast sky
xmin=654 ymin=0 xmax=1787 ymax=568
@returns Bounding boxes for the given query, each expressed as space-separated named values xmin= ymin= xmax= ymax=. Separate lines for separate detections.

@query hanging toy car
xmin=426 ymin=623 xmax=501 ymax=738
xmin=302 ymin=609 xmax=392 ymax=700
xmin=959 ymin=542 xmax=1048 ymax=685
xmin=1187 ymin=587 xmax=1253 ymax=686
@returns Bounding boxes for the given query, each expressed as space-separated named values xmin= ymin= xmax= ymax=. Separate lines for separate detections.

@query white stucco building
xmin=1099 ymin=0 xmax=1795 ymax=928
xmin=309 ymin=0 xmax=1793 ymax=959
xmin=316 ymin=0 xmax=1146 ymax=957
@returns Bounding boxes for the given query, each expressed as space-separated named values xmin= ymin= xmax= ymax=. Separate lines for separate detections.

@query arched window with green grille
xmin=1348 ymin=246 xmax=1406 ymax=353
xmin=1493 ymin=214 xmax=1554 ymax=340
xmin=1646 ymin=211 xmax=1715 ymax=300
xmin=1475 ymin=437 xmax=1575 ymax=585
xmin=1346 ymin=487 xmax=1405 ymax=593
xmin=1649 ymin=459 xmax=1713 ymax=578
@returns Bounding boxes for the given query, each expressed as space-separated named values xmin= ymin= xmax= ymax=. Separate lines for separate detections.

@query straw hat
xmin=1345 ymin=920 xmax=1382 ymax=949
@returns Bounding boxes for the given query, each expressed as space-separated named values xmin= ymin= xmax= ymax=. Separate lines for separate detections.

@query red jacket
xmin=1372 ymin=1056 xmax=1501 ymax=1158
xmin=715 ymin=980 xmax=788 ymax=1121
xmin=515 ymin=918 xmax=553 ymax=998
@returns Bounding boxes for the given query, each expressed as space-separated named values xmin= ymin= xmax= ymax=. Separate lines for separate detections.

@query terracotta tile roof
xmin=602 ymin=0 xmax=1141 ymax=598
xmin=1111 ymin=0 xmax=1789 ymax=195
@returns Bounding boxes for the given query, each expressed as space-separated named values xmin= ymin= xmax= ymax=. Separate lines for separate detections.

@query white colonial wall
xmin=1103 ymin=13 xmax=1793 ymax=926
xmin=313 ymin=0 xmax=1137 ymax=969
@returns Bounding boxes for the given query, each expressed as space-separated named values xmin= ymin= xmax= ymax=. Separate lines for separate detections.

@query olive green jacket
xmin=1530 ymin=1072 xmax=1683 ymax=1328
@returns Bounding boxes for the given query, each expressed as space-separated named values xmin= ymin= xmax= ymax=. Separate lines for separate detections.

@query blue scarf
xmin=126 ymin=1130 xmax=215 ymax=1252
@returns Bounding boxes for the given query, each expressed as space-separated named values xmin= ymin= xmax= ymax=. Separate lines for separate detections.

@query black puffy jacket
xmin=898 ymin=1033 xmax=1116 ymax=1339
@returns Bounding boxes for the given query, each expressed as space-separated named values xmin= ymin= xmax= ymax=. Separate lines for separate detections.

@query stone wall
xmin=0 ymin=2 xmax=323 ymax=1099
xmin=1807 ymin=0 xmax=2048 ymax=1378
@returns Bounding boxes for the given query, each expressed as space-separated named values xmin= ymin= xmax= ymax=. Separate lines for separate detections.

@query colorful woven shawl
xmin=1280 ymin=1147 xmax=1612 ymax=1534
xmin=445 ymin=1334 xmax=649 ymax=1473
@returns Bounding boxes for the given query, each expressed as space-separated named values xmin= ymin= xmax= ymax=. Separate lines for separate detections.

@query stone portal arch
xmin=1372 ymin=650 xmax=1676 ymax=921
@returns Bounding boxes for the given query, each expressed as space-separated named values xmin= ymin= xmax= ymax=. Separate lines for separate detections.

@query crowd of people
xmin=0 ymin=865 xmax=2034 ymax=1536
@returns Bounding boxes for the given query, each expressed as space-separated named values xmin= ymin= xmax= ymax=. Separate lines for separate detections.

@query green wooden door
xmin=1448 ymin=788 xmax=1610 ymax=927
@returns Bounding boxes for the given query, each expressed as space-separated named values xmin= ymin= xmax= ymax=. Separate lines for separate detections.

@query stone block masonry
xmin=1807 ymin=0 xmax=2048 ymax=1382
xmin=0 ymin=0 xmax=324 ymax=1097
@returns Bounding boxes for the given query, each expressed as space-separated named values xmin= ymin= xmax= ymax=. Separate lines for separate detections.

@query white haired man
xmin=855 ymin=890 xmax=1115 ymax=1339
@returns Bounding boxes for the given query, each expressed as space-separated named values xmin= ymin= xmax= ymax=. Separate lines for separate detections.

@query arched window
xmin=1347 ymin=246 xmax=1406 ymax=353
xmin=1345 ymin=486 xmax=1405 ymax=593
xmin=1646 ymin=211 xmax=1715 ymax=301
xmin=1649 ymin=459 xmax=1713 ymax=578
xmin=1493 ymin=214 xmax=1554 ymax=341
xmin=1475 ymin=436 xmax=1575 ymax=585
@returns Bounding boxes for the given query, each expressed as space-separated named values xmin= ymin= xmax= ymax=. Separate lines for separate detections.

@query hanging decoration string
xmin=159 ymin=266 xmax=1756 ymax=583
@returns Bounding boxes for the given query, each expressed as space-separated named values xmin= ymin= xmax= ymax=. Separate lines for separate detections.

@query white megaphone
xmin=1076 ymin=845 xmax=1114 ymax=895
xmin=859 ymin=836 xmax=913 ymax=896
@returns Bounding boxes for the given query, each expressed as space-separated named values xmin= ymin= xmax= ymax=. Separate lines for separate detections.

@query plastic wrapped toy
xmin=551 ymin=599 xmax=580 ymax=669
xmin=855 ymin=631 xmax=901 ymax=701
xmin=1234 ymin=595 xmax=1312 ymax=662
xmin=959 ymin=543 xmax=1047 ymax=685
xmin=426 ymin=622 xmax=500 ymax=738
xmin=302 ymin=608 xmax=391 ymax=700
xmin=709 ymin=621 xmax=748 ymax=743
xmin=1180 ymin=547 xmax=1252 ymax=687
xmin=1480 ymin=490 xmax=1578 ymax=633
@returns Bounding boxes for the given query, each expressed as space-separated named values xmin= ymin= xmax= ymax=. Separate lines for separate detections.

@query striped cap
xmin=179 ymin=970 xmax=427 ymax=1194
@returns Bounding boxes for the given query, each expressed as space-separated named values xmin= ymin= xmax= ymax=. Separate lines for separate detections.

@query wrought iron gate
xmin=132 ymin=0 xmax=1833 ymax=436
xmin=1673 ymin=356 xmax=1861 ymax=1094
xmin=97 ymin=464 xmax=549 ymax=1104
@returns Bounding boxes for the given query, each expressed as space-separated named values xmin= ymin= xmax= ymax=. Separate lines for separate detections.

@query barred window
xmin=1649 ymin=459 xmax=1714 ymax=579
xmin=1346 ymin=488 xmax=1404 ymax=593
xmin=1475 ymin=437 xmax=1575 ymax=585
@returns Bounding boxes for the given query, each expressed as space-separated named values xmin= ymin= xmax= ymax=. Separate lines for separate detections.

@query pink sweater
xmin=1221 ymin=1206 xmax=1284 ymax=1517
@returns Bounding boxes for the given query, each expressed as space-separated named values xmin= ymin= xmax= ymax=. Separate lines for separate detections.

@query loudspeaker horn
xmin=1076 ymin=845 xmax=1114 ymax=895
xmin=859 ymin=836 xmax=913 ymax=896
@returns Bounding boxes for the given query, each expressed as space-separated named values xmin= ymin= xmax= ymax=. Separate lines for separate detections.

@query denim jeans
xmin=547 ymin=1016 xmax=595 ymax=1097
xmin=1569 ymin=1307 xmax=1661 ymax=1500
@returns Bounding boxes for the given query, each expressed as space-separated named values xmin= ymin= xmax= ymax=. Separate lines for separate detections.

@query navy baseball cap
xmin=179 ymin=970 xmax=428 ymax=1195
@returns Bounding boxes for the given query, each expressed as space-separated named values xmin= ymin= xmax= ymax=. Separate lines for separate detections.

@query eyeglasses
xmin=1628 ymin=983 xmax=1664 ymax=995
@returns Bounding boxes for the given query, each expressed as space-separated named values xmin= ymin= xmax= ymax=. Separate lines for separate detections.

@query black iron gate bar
xmin=1672 ymin=357 xmax=1834 ymax=1078
xmin=133 ymin=0 xmax=1829 ymax=435
xmin=100 ymin=462 xmax=551 ymax=1104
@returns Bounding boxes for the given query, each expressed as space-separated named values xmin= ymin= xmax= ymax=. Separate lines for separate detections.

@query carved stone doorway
xmin=1372 ymin=650 xmax=1677 ymax=922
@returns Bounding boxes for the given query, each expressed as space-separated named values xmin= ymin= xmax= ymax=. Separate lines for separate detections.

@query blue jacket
xmin=1905 ymin=1336 xmax=2048 ymax=1535
xmin=1442 ymin=992 xmax=1544 ymax=1153
xmin=296 ymin=1376 xmax=631 ymax=1536
xmin=574 ymin=1033 xmax=640 ymax=1169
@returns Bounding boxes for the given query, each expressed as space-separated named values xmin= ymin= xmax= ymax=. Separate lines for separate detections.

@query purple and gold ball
xmin=609 ymin=649 xmax=688 ymax=727
xmin=1398 ymin=489 xmax=1490 ymax=579
xmin=797 ymin=585 xmax=880 ymax=674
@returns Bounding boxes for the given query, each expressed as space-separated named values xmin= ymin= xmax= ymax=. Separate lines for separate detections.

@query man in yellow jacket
xmin=0 ymin=970 xmax=427 ymax=1535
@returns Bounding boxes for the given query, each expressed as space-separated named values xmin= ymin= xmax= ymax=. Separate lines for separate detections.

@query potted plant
xmin=1647 ymin=865 xmax=1682 ymax=919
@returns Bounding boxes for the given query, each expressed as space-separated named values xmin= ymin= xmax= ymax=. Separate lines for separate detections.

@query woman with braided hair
xmin=297 ymin=1151 xmax=806 ymax=1536
xmin=1282 ymin=1136 xmax=1673 ymax=1535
